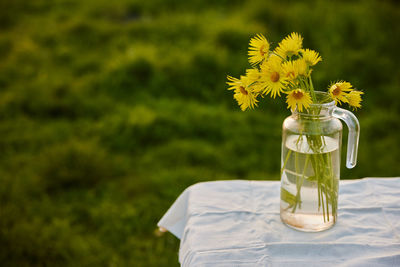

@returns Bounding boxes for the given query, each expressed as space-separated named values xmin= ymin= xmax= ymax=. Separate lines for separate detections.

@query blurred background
xmin=0 ymin=0 xmax=399 ymax=265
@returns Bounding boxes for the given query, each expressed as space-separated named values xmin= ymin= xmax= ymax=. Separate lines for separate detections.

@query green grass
xmin=0 ymin=0 xmax=400 ymax=265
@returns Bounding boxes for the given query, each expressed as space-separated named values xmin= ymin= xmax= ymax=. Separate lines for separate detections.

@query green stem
xmin=292 ymin=154 xmax=310 ymax=213
xmin=280 ymin=149 xmax=292 ymax=179
xmin=320 ymin=176 xmax=326 ymax=222
xmin=298 ymin=78 xmax=307 ymax=92
xmin=295 ymin=150 xmax=299 ymax=190
xmin=308 ymin=76 xmax=317 ymax=102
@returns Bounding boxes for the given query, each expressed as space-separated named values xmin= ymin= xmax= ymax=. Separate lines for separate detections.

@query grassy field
xmin=1 ymin=0 xmax=400 ymax=266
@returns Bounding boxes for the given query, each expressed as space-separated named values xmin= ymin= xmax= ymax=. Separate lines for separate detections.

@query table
xmin=158 ymin=178 xmax=400 ymax=266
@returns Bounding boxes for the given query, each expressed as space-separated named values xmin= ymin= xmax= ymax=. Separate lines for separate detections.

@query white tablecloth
xmin=158 ymin=178 xmax=400 ymax=267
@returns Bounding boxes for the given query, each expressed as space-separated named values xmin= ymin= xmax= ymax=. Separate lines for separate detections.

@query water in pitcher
xmin=280 ymin=134 xmax=340 ymax=232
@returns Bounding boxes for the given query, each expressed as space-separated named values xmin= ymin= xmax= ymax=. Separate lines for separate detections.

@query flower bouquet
xmin=227 ymin=33 xmax=363 ymax=231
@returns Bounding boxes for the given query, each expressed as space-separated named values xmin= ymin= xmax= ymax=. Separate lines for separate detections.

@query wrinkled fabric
xmin=158 ymin=178 xmax=400 ymax=267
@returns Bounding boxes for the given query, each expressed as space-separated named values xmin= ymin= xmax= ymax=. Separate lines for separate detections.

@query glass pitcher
xmin=280 ymin=91 xmax=360 ymax=232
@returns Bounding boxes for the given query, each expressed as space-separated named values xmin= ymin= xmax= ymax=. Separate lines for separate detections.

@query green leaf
xmin=306 ymin=175 xmax=317 ymax=182
xmin=281 ymin=188 xmax=297 ymax=206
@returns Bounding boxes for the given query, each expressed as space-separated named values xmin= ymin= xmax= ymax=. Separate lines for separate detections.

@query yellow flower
xmin=260 ymin=53 xmax=283 ymax=67
xmin=286 ymin=89 xmax=312 ymax=112
xmin=259 ymin=56 xmax=287 ymax=98
xmin=234 ymin=90 xmax=259 ymax=111
xmin=294 ymin=58 xmax=309 ymax=77
xmin=248 ymin=34 xmax=270 ymax=65
xmin=281 ymin=59 xmax=309 ymax=80
xmin=227 ymin=75 xmax=242 ymax=91
xmin=245 ymin=68 xmax=263 ymax=93
xmin=301 ymin=49 xmax=322 ymax=66
xmin=346 ymin=90 xmax=363 ymax=110
xmin=329 ymin=81 xmax=353 ymax=104
xmin=275 ymin=32 xmax=303 ymax=59
xmin=281 ymin=60 xmax=298 ymax=81
xmin=227 ymin=75 xmax=258 ymax=111
xmin=246 ymin=68 xmax=261 ymax=83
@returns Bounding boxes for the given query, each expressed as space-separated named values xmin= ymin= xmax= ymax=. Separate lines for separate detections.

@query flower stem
xmin=308 ymin=76 xmax=317 ymax=103
xmin=292 ymin=154 xmax=310 ymax=213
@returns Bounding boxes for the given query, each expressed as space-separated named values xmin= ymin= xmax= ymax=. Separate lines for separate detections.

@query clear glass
xmin=280 ymin=91 xmax=360 ymax=232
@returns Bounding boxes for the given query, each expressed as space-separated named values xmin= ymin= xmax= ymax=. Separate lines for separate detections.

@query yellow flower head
xmin=275 ymin=32 xmax=303 ymax=59
xmin=246 ymin=68 xmax=261 ymax=83
xmin=245 ymin=68 xmax=263 ymax=93
xmin=260 ymin=56 xmax=287 ymax=98
xmin=294 ymin=58 xmax=309 ymax=77
xmin=227 ymin=75 xmax=259 ymax=111
xmin=301 ymin=49 xmax=322 ymax=66
xmin=281 ymin=60 xmax=298 ymax=81
xmin=248 ymin=34 xmax=270 ymax=65
xmin=346 ymin=90 xmax=363 ymax=110
xmin=227 ymin=75 xmax=242 ymax=91
xmin=329 ymin=81 xmax=353 ymax=105
xmin=286 ymin=89 xmax=312 ymax=112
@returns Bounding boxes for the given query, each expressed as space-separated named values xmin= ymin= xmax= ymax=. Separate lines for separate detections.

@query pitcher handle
xmin=332 ymin=107 xmax=360 ymax=169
